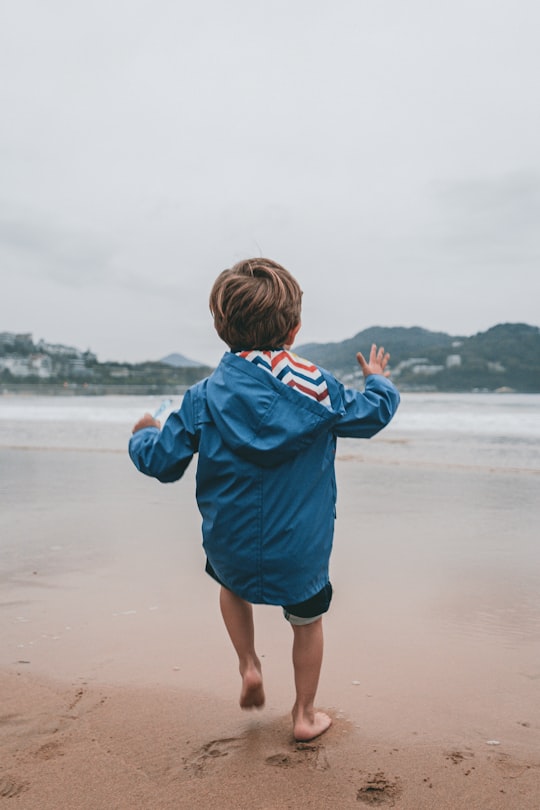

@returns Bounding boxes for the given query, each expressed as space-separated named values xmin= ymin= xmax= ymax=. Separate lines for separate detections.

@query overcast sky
xmin=1 ymin=0 xmax=539 ymax=365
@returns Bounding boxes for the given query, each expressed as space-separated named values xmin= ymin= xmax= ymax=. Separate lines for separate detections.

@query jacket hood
xmin=205 ymin=353 xmax=342 ymax=467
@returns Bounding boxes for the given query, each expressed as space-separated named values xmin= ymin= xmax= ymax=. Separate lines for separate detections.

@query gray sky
xmin=2 ymin=0 xmax=539 ymax=366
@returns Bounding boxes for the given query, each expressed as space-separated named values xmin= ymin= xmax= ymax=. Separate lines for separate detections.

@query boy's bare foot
xmin=293 ymin=709 xmax=332 ymax=742
xmin=240 ymin=666 xmax=265 ymax=709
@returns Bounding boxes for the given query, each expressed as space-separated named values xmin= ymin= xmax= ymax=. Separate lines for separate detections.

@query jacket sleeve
xmin=332 ymin=374 xmax=400 ymax=438
xmin=128 ymin=388 xmax=199 ymax=482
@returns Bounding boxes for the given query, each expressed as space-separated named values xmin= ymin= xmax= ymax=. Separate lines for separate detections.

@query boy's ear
xmin=286 ymin=323 xmax=301 ymax=346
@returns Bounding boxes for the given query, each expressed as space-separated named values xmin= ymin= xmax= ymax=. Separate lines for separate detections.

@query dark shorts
xmin=205 ymin=559 xmax=333 ymax=625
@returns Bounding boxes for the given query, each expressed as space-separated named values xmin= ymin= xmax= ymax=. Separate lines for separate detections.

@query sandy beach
xmin=1 ymin=399 xmax=540 ymax=808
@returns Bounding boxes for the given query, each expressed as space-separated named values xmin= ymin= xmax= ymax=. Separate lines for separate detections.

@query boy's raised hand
xmin=356 ymin=344 xmax=391 ymax=378
xmin=132 ymin=413 xmax=161 ymax=434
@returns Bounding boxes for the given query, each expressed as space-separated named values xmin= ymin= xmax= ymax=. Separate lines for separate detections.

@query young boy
xmin=129 ymin=258 xmax=399 ymax=742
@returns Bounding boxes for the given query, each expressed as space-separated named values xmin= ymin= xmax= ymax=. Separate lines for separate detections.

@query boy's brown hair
xmin=209 ymin=258 xmax=302 ymax=350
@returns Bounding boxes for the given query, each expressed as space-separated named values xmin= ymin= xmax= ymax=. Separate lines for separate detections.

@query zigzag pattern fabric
xmin=237 ymin=349 xmax=332 ymax=409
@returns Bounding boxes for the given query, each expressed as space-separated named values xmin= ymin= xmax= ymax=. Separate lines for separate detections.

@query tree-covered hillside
xmin=298 ymin=323 xmax=540 ymax=392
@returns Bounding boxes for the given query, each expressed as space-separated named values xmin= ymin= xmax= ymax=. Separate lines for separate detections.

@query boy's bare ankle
xmin=292 ymin=706 xmax=332 ymax=742
xmin=239 ymin=661 xmax=265 ymax=710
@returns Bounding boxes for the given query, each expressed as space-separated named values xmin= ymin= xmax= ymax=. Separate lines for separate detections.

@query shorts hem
xmin=282 ymin=610 xmax=326 ymax=626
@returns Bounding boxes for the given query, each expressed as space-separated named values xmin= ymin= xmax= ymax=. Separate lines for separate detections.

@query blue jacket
xmin=129 ymin=352 xmax=400 ymax=605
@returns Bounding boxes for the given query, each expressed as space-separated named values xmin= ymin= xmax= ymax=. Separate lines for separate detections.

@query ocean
xmin=1 ymin=392 xmax=539 ymax=471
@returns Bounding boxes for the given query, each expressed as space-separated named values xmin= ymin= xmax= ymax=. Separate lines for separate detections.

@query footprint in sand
xmin=266 ymin=752 xmax=293 ymax=768
xmin=356 ymin=771 xmax=402 ymax=806
xmin=185 ymin=737 xmax=243 ymax=774
xmin=296 ymin=743 xmax=331 ymax=771
xmin=445 ymin=749 xmax=475 ymax=765
xmin=0 ymin=777 xmax=28 ymax=799
xmin=34 ymin=740 xmax=65 ymax=761
xmin=265 ymin=743 xmax=330 ymax=771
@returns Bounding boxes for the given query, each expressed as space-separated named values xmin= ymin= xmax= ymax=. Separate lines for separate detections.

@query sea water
xmin=2 ymin=392 xmax=538 ymax=470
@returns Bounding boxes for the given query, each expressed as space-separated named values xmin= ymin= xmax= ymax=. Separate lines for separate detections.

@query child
xmin=129 ymin=258 xmax=399 ymax=742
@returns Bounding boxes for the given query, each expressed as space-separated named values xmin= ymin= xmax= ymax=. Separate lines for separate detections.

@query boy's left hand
xmin=132 ymin=413 xmax=161 ymax=434
xmin=356 ymin=344 xmax=392 ymax=378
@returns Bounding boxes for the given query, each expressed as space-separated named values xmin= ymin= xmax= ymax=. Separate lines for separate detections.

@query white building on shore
xmin=0 ymin=354 xmax=53 ymax=378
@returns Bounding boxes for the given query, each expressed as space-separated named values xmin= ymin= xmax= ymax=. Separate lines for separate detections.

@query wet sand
xmin=1 ymin=446 xmax=539 ymax=808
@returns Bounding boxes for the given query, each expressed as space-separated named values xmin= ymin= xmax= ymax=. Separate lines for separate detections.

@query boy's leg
xmin=291 ymin=618 xmax=332 ymax=741
xmin=219 ymin=586 xmax=265 ymax=709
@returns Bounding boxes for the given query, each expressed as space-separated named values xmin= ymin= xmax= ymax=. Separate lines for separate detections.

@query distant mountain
xmin=298 ymin=326 xmax=458 ymax=374
xmin=297 ymin=323 xmax=540 ymax=393
xmin=160 ymin=353 xmax=205 ymax=368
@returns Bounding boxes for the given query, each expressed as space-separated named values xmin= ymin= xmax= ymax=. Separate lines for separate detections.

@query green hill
xmin=297 ymin=323 xmax=540 ymax=393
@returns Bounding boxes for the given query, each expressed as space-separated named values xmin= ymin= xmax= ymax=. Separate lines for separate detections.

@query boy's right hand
xmin=132 ymin=413 xmax=161 ymax=434
xmin=356 ymin=344 xmax=391 ymax=378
